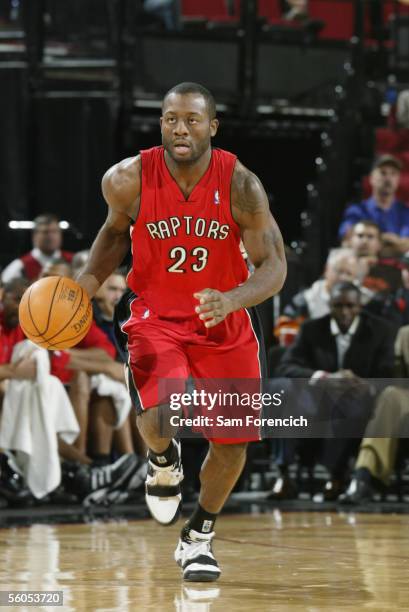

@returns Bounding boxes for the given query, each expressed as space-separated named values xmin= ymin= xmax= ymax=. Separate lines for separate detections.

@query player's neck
xmin=164 ymin=148 xmax=212 ymax=198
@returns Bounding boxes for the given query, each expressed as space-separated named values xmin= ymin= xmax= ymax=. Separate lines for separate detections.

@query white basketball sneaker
xmin=145 ymin=440 xmax=184 ymax=525
xmin=174 ymin=527 xmax=221 ymax=582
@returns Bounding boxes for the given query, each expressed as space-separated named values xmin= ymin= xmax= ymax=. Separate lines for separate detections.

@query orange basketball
xmin=18 ymin=276 xmax=93 ymax=350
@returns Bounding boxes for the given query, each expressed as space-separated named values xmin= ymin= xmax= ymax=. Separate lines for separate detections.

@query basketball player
xmin=77 ymin=82 xmax=286 ymax=581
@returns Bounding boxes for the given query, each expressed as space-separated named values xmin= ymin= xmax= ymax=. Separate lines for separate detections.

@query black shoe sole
xmin=184 ymin=571 xmax=221 ymax=582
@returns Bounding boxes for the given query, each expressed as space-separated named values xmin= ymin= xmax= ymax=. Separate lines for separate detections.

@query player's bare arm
xmin=76 ymin=156 xmax=141 ymax=298
xmin=195 ymin=161 xmax=287 ymax=328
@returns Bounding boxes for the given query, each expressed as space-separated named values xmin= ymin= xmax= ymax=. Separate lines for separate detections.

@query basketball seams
xmin=44 ymin=324 xmax=91 ymax=349
xmin=25 ymin=286 xmax=41 ymax=336
xmin=21 ymin=309 xmax=91 ymax=350
xmin=43 ymin=276 xmax=63 ymax=336
xmin=27 ymin=276 xmax=62 ymax=337
xmin=20 ymin=278 xmax=92 ymax=350
xmin=29 ymin=324 xmax=90 ymax=350
xmin=42 ymin=286 xmax=88 ymax=344
xmin=19 ymin=320 xmax=44 ymax=343
xmin=27 ymin=285 xmax=46 ymax=338
xmin=19 ymin=321 xmax=52 ymax=348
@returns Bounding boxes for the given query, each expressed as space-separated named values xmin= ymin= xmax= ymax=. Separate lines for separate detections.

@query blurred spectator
xmin=391 ymin=254 xmax=409 ymax=326
xmin=339 ymin=321 xmax=409 ymax=504
xmin=0 ymin=279 xmax=34 ymax=505
xmin=71 ymin=250 xmax=90 ymax=276
xmin=283 ymin=248 xmax=367 ymax=321
xmin=269 ymin=282 xmax=395 ymax=501
xmin=282 ymin=0 xmax=309 ymax=21
xmin=39 ymin=260 xmax=119 ymax=458
xmin=339 ymin=155 xmax=409 ymax=255
xmin=1 ymin=214 xmax=74 ymax=283
xmin=365 ymin=252 xmax=409 ymax=327
xmin=41 ymin=259 xmax=72 ymax=279
xmin=41 ymin=262 xmax=144 ymax=488
xmin=0 ymin=278 xmax=29 ymax=375
xmin=94 ymin=270 xmax=127 ymax=349
xmin=0 ymin=337 xmax=80 ymax=501
xmin=142 ymin=0 xmax=181 ymax=30
xmin=0 ymin=278 xmax=78 ymax=503
xmin=348 ymin=220 xmax=404 ymax=305
xmin=0 ymin=276 xmax=141 ymax=506
xmin=349 ymin=220 xmax=382 ymax=270
xmin=396 ymin=90 xmax=409 ymax=129
xmin=339 ymin=384 xmax=409 ymax=505
xmin=93 ymin=271 xmax=147 ymax=458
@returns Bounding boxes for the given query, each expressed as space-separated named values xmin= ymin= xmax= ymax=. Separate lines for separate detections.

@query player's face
xmin=160 ymin=93 xmax=218 ymax=164
xmin=330 ymin=290 xmax=361 ymax=333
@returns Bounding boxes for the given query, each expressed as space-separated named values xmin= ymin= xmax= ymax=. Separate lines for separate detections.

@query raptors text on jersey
xmin=127 ymin=146 xmax=249 ymax=320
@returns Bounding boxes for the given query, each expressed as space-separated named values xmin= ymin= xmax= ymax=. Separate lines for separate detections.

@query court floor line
xmin=217 ymin=536 xmax=409 ymax=562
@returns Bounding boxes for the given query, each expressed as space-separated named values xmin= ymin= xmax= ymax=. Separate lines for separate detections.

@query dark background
xmin=1 ymin=0 xmax=407 ymax=281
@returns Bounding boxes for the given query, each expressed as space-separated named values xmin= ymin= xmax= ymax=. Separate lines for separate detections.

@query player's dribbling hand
xmin=194 ymin=289 xmax=235 ymax=328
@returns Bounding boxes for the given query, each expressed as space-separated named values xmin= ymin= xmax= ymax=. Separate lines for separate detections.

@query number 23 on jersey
xmin=167 ymin=246 xmax=209 ymax=273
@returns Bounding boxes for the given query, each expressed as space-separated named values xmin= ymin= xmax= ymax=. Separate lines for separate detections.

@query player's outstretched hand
xmin=194 ymin=289 xmax=235 ymax=328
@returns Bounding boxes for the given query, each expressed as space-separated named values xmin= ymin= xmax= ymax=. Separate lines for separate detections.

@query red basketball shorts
xmin=115 ymin=292 xmax=265 ymax=444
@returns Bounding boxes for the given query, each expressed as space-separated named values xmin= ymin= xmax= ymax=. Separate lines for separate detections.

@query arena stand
xmin=1 ymin=0 xmax=409 ymax=521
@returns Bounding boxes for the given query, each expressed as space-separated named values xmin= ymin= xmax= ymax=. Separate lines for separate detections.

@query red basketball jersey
xmin=127 ymin=146 xmax=249 ymax=320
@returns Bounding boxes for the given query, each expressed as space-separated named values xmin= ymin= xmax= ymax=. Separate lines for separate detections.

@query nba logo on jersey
xmin=214 ymin=189 xmax=220 ymax=205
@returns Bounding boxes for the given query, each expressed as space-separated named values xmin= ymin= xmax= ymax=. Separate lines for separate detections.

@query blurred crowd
xmin=1 ymin=151 xmax=409 ymax=511
xmin=271 ymin=152 xmax=409 ymax=505
xmin=0 ymin=215 xmax=148 ymax=508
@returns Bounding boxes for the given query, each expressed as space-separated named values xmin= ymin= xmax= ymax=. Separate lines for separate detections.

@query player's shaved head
xmin=163 ymin=82 xmax=216 ymax=120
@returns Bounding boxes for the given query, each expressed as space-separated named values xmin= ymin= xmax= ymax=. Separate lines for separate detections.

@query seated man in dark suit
xmin=269 ymin=281 xmax=395 ymax=501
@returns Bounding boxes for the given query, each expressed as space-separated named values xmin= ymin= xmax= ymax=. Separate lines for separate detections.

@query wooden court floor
xmin=0 ymin=511 xmax=408 ymax=611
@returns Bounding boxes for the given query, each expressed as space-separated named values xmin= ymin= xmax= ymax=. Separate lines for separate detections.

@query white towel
xmin=90 ymin=374 xmax=132 ymax=429
xmin=0 ymin=340 xmax=79 ymax=498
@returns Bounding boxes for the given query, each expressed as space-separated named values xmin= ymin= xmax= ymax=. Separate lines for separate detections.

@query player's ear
xmin=210 ymin=118 xmax=219 ymax=137
xmin=160 ymin=116 xmax=163 ymax=130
